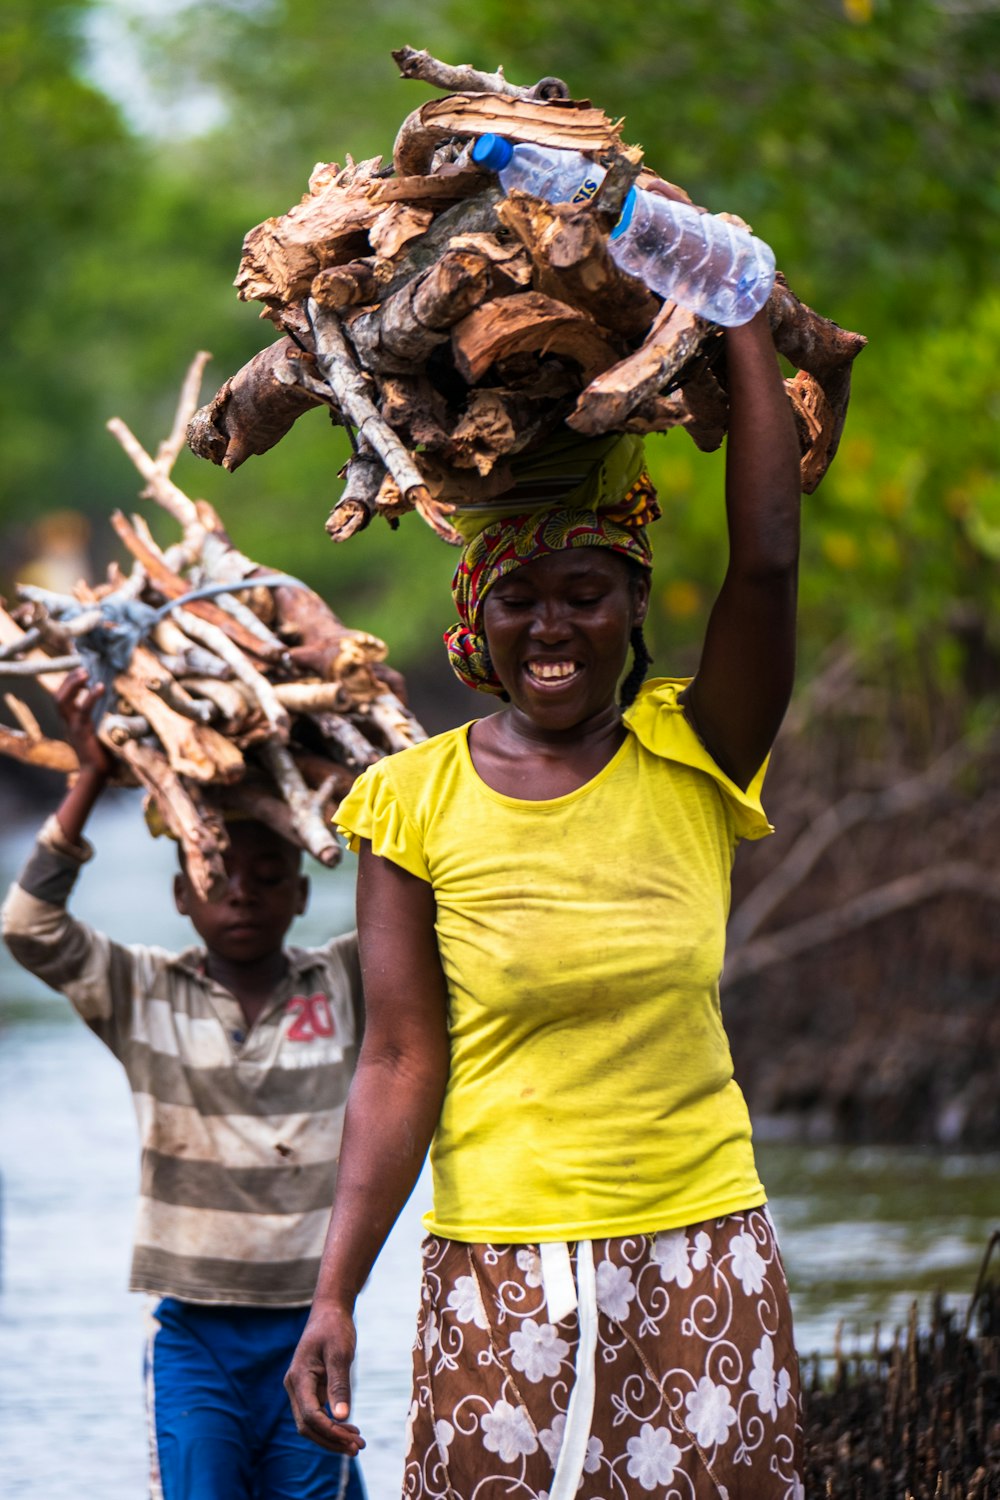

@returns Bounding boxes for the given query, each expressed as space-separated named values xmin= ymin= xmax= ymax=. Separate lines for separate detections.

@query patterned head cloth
xmin=444 ymin=434 xmax=659 ymax=695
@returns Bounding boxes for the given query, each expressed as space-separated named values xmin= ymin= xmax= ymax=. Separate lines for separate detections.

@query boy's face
xmin=174 ymin=821 xmax=309 ymax=964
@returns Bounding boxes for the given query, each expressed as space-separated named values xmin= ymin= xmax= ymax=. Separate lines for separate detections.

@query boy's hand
xmin=56 ymin=669 xmax=114 ymax=780
xmin=284 ymin=1298 xmax=366 ymax=1456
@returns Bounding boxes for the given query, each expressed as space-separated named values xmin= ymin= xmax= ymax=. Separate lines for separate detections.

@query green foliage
xmin=3 ymin=0 xmax=998 ymax=698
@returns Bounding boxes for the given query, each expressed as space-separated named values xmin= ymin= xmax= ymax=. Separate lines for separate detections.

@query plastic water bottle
xmin=471 ymin=133 xmax=607 ymax=206
xmin=607 ymin=185 xmax=776 ymax=326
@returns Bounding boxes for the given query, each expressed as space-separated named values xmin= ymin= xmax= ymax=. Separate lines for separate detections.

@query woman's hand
xmin=284 ymin=1298 xmax=366 ymax=1455
xmin=56 ymin=668 xmax=114 ymax=780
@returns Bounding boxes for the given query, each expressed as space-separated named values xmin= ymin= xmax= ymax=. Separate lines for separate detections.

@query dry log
xmin=767 ymin=274 xmax=867 ymax=378
xmin=0 ymin=654 xmax=81 ymax=677
xmin=452 ymin=290 xmax=626 ymax=385
xmin=272 ymin=681 xmax=349 ymax=714
xmin=347 ymin=248 xmax=494 ymax=371
xmin=310 ymin=259 xmax=387 ymax=313
xmin=497 ymin=194 xmax=659 ymax=342
xmin=568 ymin=301 xmax=712 ymax=434
xmin=186 ymin=339 xmax=327 ymax=472
xmin=364 ymin=691 xmax=428 ymax=754
xmin=326 ymin=451 xmax=384 ymax=542
xmin=291 ymin=750 xmax=355 ymax=800
xmin=367 ymin=202 xmax=435 ymax=260
xmin=180 ymin=677 xmax=258 ymax=732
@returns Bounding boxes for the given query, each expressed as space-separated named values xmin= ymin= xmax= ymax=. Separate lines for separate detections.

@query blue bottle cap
xmin=610 ymin=185 xmax=638 ymax=240
xmin=471 ymin=133 xmax=514 ymax=172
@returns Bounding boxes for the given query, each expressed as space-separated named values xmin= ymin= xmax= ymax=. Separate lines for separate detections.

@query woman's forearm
xmin=723 ymin=310 xmax=801 ymax=577
xmin=313 ymin=1039 xmax=449 ymax=1309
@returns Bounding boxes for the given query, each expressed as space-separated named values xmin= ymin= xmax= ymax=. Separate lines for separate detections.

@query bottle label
xmin=570 ymin=176 xmax=602 ymax=205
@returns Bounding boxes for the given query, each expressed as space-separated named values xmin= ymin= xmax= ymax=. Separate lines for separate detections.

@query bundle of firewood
xmin=0 ymin=354 xmax=425 ymax=899
xmin=187 ymin=47 xmax=867 ymax=546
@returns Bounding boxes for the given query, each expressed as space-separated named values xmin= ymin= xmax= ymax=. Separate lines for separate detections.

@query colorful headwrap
xmin=444 ymin=434 xmax=660 ymax=696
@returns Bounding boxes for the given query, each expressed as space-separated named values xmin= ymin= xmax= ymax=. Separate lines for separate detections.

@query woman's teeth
xmin=526 ymin=661 xmax=578 ymax=681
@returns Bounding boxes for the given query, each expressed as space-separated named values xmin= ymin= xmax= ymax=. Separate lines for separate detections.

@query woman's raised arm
xmin=683 ymin=309 xmax=802 ymax=789
xmin=284 ymin=841 xmax=450 ymax=1453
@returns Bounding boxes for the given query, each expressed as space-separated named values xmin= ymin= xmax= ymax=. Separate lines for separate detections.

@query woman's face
xmin=482 ymin=549 xmax=649 ymax=731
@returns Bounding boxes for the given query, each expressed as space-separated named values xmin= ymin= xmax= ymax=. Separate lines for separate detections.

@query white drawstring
xmin=543 ymin=1241 xmax=598 ymax=1500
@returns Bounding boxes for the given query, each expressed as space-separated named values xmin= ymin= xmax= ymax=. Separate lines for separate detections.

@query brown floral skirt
xmin=403 ymin=1209 xmax=803 ymax=1499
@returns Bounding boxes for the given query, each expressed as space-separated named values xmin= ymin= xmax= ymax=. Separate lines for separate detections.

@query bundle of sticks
xmin=187 ymin=46 xmax=867 ymax=546
xmin=0 ymin=354 xmax=425 ymax=899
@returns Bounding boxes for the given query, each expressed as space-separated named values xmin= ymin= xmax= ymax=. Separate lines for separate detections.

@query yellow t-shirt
xmin=336 ymin=678 xmax=772 ymax=1243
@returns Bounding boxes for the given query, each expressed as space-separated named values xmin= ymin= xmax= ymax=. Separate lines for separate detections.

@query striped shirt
xmin=2 ymin=816 xmax=361 ymax=1307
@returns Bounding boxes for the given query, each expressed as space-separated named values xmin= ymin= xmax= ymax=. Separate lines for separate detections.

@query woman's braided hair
xmin=619 ymin=625 xmax=652 ymax=711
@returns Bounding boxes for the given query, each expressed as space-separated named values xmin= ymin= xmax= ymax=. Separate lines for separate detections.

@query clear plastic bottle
xmin=471 ymin=133 xmax=607 ymax=206
xmin=607 ymin=185 xmax=776 ymax=326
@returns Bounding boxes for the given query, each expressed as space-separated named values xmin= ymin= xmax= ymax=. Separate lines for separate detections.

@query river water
xmin=0 ymin=800 xmax=996 ymax=1498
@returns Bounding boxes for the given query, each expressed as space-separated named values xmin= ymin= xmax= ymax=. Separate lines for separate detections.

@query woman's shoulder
xmin=359 ymin=720 xmax=474 ymax=792
xmin=624 ymin=677 xmax=772 ymax=841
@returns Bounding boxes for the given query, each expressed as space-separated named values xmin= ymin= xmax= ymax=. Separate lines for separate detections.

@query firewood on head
xmin=187 ymin=339 xmax=329 ymax=472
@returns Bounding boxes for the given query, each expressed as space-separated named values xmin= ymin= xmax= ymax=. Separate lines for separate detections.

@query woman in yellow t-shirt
xmin=287 ymin=310 xmax=805 ymax=1498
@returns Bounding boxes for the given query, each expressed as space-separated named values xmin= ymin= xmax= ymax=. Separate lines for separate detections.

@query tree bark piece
xmin=568 ymin=301 xmax=711 ymax=434
xmin=326 ymin=451 xmax=384 ymax=542
xmin=393 ymin=92 xmax=623 ymax=177
xmin=236 ymin=158 xmax=388 ymax=307
xmin=497 ymin=194 xmax=658 ymax=341
xmin=452 ymin=290 xmax=626 ymax=385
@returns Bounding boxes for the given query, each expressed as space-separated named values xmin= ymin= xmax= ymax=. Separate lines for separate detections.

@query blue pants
xmin=146 ymin=1298 xmax=366 ymax=1500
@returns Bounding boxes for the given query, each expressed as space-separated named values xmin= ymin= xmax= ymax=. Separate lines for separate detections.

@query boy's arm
xmin=2 ymin=672 xmax=139 ymax=1038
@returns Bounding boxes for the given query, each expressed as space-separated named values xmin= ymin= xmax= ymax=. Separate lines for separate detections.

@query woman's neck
xmin=469 ymin=702 xmax=627 ymax=800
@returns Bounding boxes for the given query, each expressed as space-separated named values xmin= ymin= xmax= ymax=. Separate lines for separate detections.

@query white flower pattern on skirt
xmin=402 ymin=1209 xmax=803 ymax=1499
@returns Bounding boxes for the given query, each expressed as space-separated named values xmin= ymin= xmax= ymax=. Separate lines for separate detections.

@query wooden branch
xmin=366 ymin=202 xmax=435 ymax=260
xmin=0 ymin=654 xmax=81 ymax=677
xmin=363 ymin=691 xmax=428 ymax=753
xmin=391 ymin=47 xmax=569 ymax=101
xmin=307 ymin=300 xmax=460 ymax=543
xmin=312 ymin=712 xmax=383 ymax=770
xmin=272 ymin=681 xmax=348 ymax=713
xmin=109 ymin=512 xmax=282 ymax=664
xmin=114 ymin=647 xmax=245 ymax=783
xmin=452 ymin=290 xmax=625 ymax=385
xmin=107 ymin=417 xmax=205 ymax=562
xmin=767 ymin=274 xmax=867 ymax=379
xmin=311 ymin=259 xmax=387 ymax=313
xmin=187 ymin=339 xmax=327 ymax=472
xmin=157 ymin=350 xmax=213 ymax=473
xmin=169 ymin=608 xmax=289 ymax=738
xmin=257 ymin=741 xmax=340 ymax=867
xmin=0 ymin=722 xmax=78 ymax=773
xmin=98 ymin=734 xmax=228 ymax=901
xmin=725 ymin=863 xmax=1000 ymax=985
xmin=568 ymin=301 xmax=711 ymax=434
xmin=0 ymin=606 xmax=72 ymax=694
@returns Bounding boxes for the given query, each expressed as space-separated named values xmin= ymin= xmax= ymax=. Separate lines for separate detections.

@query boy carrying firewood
xmin=2 ymin=669 xmax=367 ymax=1500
